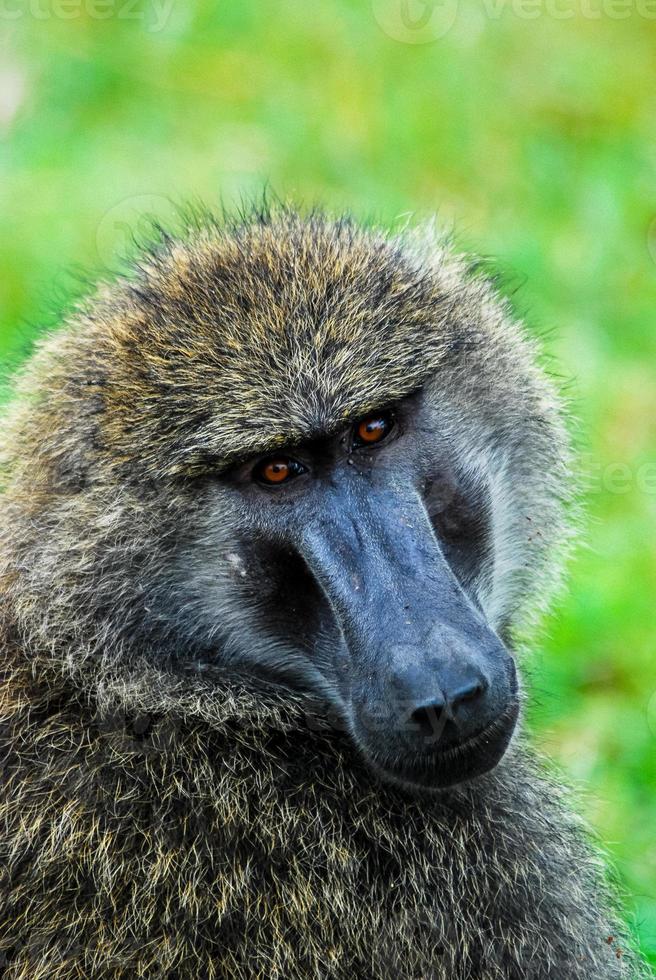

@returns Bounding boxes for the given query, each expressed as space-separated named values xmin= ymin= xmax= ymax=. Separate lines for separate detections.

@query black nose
xmin=391 ymin=664 xmax=493 ymax=750
xmin=409 ymin=678 xmax=488 ymax=741
xmin=350 ymin=651 xmax=518 ymax=789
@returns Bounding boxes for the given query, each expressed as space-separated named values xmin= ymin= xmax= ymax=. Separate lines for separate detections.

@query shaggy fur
xmin=0 ymin=207 xmax=650 ymax=978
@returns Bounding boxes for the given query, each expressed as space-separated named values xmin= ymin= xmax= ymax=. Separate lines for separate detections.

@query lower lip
xmin=364 ymin=700 xmax=520 ymax=791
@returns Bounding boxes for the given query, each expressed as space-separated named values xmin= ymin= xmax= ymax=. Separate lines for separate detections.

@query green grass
xmin=1 ymin=0 xmax=655 ymax=963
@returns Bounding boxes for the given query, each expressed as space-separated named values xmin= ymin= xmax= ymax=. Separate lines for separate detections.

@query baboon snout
xmin=350 ymin=645 xmax=518 ymax=787
xmin=399 ymin=663 xmax=490 ymax=745
xmin=298 ymin=478 xmax=520 ymax=789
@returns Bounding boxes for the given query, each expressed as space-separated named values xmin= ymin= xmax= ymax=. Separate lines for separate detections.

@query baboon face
xmin=8 ymin=216 xmax=555 ymax=792
xmin=173 ymin=384 xmax=519 ymax=792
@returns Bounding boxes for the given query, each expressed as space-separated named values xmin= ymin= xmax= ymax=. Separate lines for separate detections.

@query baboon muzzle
xmin=299 ymin=476 xmax=519 ymax=789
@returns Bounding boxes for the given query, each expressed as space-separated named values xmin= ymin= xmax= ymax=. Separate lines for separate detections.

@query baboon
xmin=0 ymin=206 xmax=651 ymax=979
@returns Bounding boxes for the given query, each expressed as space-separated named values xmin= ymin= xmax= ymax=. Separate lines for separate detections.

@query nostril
xmin=409 ymin=702 xmax=446 ymax=738
xmin=449 ymin=678 xmax=488 ymax=714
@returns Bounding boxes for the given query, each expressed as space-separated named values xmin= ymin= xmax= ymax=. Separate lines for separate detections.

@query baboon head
xmin=0 ymin=208 xmax=571 ymax=791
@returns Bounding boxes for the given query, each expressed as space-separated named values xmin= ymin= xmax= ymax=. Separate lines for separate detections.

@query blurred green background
xmin=1 ymin=0 xmax=655 ymax=963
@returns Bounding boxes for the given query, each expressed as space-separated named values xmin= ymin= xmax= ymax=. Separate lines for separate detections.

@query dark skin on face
xmin=219 ymin=395 xmax=519 ymax=791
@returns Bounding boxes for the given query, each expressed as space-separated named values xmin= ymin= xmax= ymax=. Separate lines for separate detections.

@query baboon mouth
xmin=358 ymin=699 xmax=520 ymax=792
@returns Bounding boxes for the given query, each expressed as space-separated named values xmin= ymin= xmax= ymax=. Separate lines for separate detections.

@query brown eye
xmin=253 ymin=457 xmax=306 ymax=486
xmin=354 ymin=412 xmax=394 ymax=447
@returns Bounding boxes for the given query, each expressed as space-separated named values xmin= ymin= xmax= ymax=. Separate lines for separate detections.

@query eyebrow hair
xmin=167 ymin=394 xmax=410 ymax=480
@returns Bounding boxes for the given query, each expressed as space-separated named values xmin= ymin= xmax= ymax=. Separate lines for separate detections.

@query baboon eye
xmin=253 ymin=456 xmax=306 ymax=486
xmin=353 ymin=411 xmax=394 ymax=447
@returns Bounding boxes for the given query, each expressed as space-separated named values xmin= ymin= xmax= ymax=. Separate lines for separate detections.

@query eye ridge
xmin=352 ymin=411 xmax=395 ymax=449
xmin=253 ymin=456 xmax=307 ymax=487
